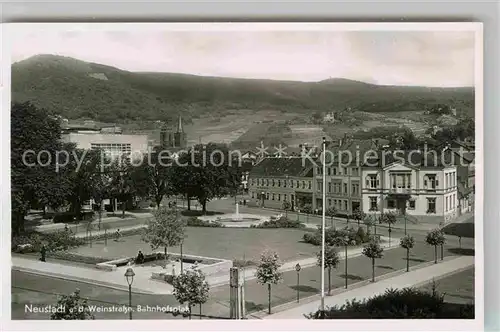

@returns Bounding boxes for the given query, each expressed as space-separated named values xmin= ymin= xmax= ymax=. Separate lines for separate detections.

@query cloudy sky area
xmin=11 ymin=28 xmax=476 ymax=87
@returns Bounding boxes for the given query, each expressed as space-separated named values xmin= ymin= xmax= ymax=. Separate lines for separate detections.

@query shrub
xmin=12 ymin=231 xmax=85 ymax=253
xmin=303 ymin=232 xmax=321 ymax=245
xmin=306 ymin=287 xmax=474 ymax=319
xmin=251 ymin=216 xmax=305 ymax=229
xmin=186 ymin=217 xmax=225 ymax=228
xmin=303 ymin=226 xmax=371 ymax=247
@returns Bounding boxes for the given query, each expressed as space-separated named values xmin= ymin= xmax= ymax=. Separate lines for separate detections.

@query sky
xmin=10 ymin=26 xmax=477 ymax=87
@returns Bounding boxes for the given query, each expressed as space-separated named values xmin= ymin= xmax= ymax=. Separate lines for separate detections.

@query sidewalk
xmin=261 ymin=255 xmax=474 ymax=319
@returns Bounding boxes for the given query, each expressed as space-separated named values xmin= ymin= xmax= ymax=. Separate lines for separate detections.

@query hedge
xmin=186 ymin=217 xmax=225 ymax=228
xmin=250 ymin=216 xmax=305 ymax=229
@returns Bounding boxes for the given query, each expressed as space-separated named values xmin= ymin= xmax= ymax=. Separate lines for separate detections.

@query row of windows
xmin=327 ymin=198 xmax=349 ymax=211
xmin=317 ymin=181 xmax=360 ymax=196
xmin=445 ymin=194 xmax=457 ymax=212
xmin=365 ymin=173 xmax=449 ymax=191
xmin=445 ymin=172 xmax=457 ymax=189
xmin=317 ymin=167 xmax=360 ymax=176
xmin=251 ymin=178 xmax=312 ymax=190
xmin=251 ymin=191 xmax=291 ymax=202
xmin=369 ymin=197 xmax=434 ymax=213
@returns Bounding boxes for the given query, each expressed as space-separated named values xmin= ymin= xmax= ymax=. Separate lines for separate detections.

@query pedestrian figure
xmin=64 ymin=224 xmax=69 ymax=233
xmin=136 ymin=250 xmax=145 ymax=264
xmin=243 ymin=199 xmax=246 ymax=206
xmin=115 ymin=228 xmax=121 ymax=242
xmin=40 ymin=245 xmax=46 ymax=262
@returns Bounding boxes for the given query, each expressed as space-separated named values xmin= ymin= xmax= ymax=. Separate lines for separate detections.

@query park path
xmin=260 ymin=255 xmax=474 ymax=319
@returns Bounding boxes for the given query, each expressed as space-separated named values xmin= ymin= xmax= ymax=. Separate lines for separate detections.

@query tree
xmin=255 ymin=251 xmax=283 ymax=314
xmin=399 ymin=234 xmax=415 ymax=272
xmin=50 ymin=289 xmax=95 ymax=320
xmin=132 ymin=148 xmax=173 ymax=208
xmin=426 ymin=229 xmax=445 ymax=264
xmin=379 ymin=212 xmax=397 ymax=244
xmin=11 ymin=102 xmax=64 ymax=235
xmin=362 ymin=240 xmax=384 ymax=282
xmin=142 ymin=207 xmax=186 ymax=268
xmin=326 ymin=206 xmax=337 ymax=229
xmin=90 ymin=166 xmax=112 ymax=230
xmin=170 ymin=143 xmax=241 ymax=213
xmin=109 ymin=156 xmax=136 ymax=218
xmin=316 ymin=246 xmax=340 ymax=295
xmin=172 ymin=268 xmax=210 ymax=320
xmin=352 ymin=208 xmax=366 ymax=227
xmin=282 ymin=200 xmax=291 ymax=218
xmin=363 ymin=215 xmax=376 ymax=234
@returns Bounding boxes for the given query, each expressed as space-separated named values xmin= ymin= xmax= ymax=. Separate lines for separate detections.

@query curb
xmin=247 ymin=255 xmax=472 ymax=319
xmin=11 ymin=266 xmax=158 ymax=295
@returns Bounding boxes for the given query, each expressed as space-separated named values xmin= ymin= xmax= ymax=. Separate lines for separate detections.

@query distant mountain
xmin=11 ymin=54 xmax=475 ymax=122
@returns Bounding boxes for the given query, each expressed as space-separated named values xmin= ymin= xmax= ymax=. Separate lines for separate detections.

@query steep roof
xmin=249 ymin=157 xmax=315 ymax=177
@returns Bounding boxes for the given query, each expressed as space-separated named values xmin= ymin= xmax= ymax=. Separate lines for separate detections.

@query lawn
xmin=71 ymin=227 xmax=316 ymax=263
xmin=418 ymin=267 xmax=475 ymax=304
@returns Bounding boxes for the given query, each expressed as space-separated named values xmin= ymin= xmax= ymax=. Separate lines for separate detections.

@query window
xmin=272 ymin=179 xmax=275 ymax=187
xmin=296 ymin=181 xmax=300 ymax=188
xmin=266 ymin=193 xmax=270 ymax=200
xmin=309 ymin=181 xmax=312 ymax=189
xmin=333 ymin=168 xmax=337 ymax=175
xmin=327 ymin=168 xmax=331 ymax=176
xmin=352 ymin=183 xmax=359 ymax=196
xmin=251 ymin=192 xmax=255 ymax=199
xmin=317 ymin=167 xmax=321 ymax=175
xmin=328 ymin=198 xmax=332 ymax=206
xmin=369 ymin=197 xmax=378 ymax=211
xmin=352 ymin=167 xmax=359 ymax=176
xmin=290 ymin=180 xmax=293 ymax=188
xmin=302 ymin=181 xmax=306 ymax=189
xmin=266 ymin=179 xmax=269 ymax=186
xmin=278 ymin=194 xmax=281 ymax=201
xmin=272 ymin=193 xmax=275 ymax=200
xmin=446 ymin=196 xmax=449 ymax=211
xmin=366 ymin=175 xmax=378 ymax=189
xmin=317 ymin=180 xmax=322 ymax=192
xmin=425 ymin=175 xmax=437 ymax=190
xmin=284 ymin=194 xmax=287 ymax=201
xmin=409 ymin=200 xmax=416 ymax=210
xmin=427 ymin=198 xmax=436 ymax=213
xmin=344 ymin=167 xmax=348 ymax=175
xmin=278 ymin=180 xmax=281 ymax=187
xmin=388 ymin=199 xmax=396 ymax=209
xmin=344 ymin=200 xmax=348 ymax=211
xmin=343 ymin=183 xmax=348 ymax=194
xmin=284 ymin=180 xmax=287 ymax=188
xmin=328 ymin=182 xmax=332 ymax=193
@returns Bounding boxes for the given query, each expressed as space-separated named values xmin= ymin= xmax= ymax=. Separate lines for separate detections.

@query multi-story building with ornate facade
xmin=361 ymin=151 xmax=459 ymax=222
xmin=311 ymin=139 xmax=382 ymax=215
xmin=247 ymin=157 xmax=315 ymax=210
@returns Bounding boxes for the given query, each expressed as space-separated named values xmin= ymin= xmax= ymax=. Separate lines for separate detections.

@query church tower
xmin=174 ymin=115 xmax=187 ymax=148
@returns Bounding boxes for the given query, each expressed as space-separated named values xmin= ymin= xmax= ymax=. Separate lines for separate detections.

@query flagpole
xmin=320 ymin=137 xmax=327 ymax=312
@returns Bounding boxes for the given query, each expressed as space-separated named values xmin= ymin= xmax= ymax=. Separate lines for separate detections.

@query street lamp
xmin=344 ymin=235 xmax=349 ymax=289
xmin=295 ymin=263 xmax=301 ymax=303
xmin=125 ymin=268 xmax=135 ymax=320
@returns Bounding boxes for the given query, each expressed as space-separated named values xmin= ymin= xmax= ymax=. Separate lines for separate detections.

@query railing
xmin=388 ymin=188 xmax=412 ymax=194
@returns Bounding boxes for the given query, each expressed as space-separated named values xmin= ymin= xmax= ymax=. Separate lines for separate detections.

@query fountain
xmin=235 ymin=203 xmax=241 ymax=220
